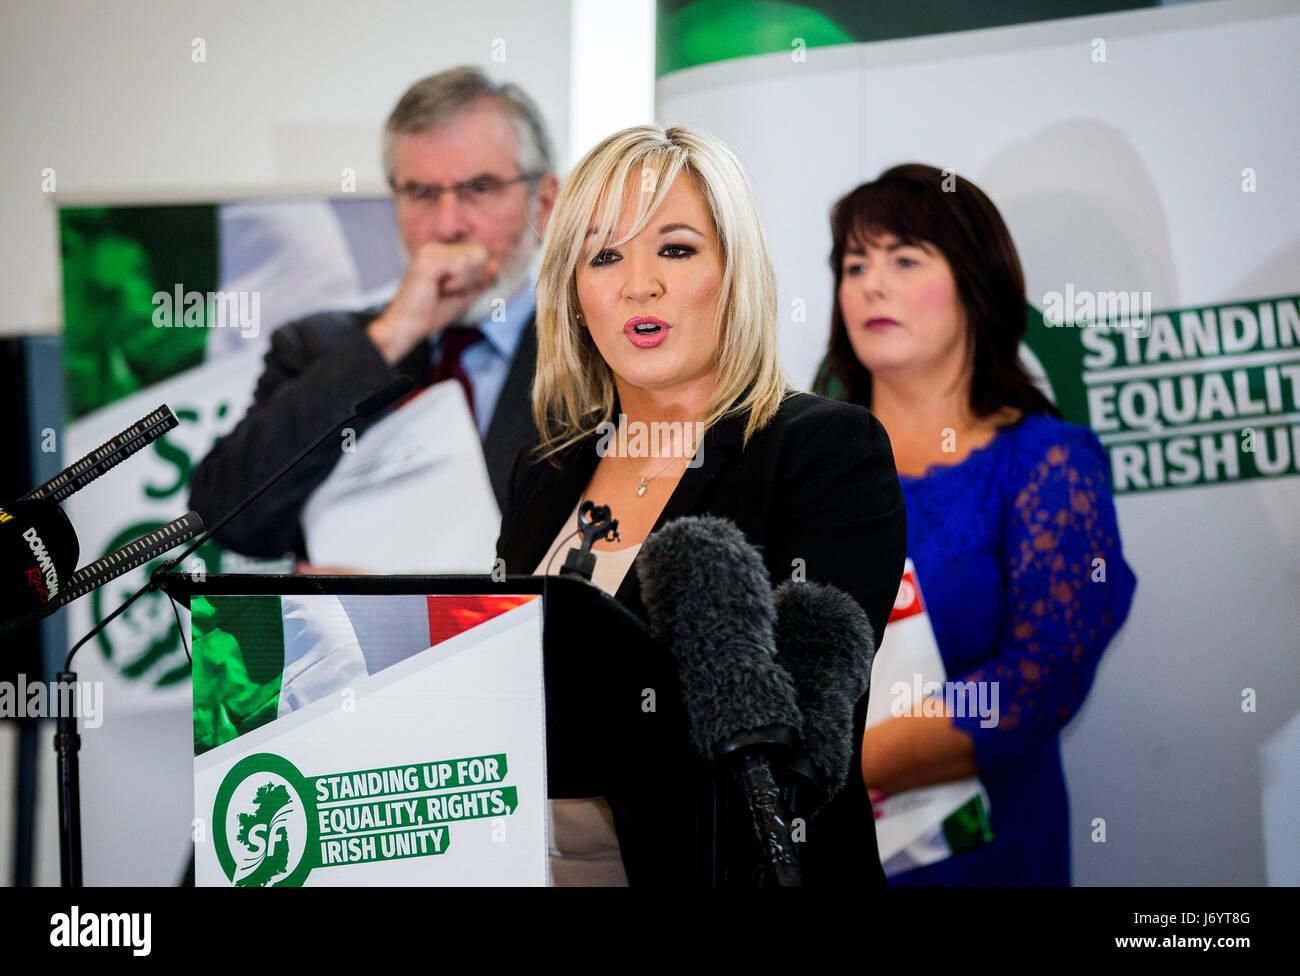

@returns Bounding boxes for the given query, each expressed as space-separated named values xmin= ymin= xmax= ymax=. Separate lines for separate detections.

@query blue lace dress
xmin=888 ymin=411 xmax=1137 ymax=885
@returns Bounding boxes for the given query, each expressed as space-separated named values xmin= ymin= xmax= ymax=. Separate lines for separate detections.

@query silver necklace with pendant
xmin=623 ymin=452 xmax=684 ymax=496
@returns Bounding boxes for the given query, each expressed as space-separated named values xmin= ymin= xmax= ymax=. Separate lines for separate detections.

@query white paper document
xmin=301 ymin=380 xmax=500 ymax=574
xmin=866 ymin=559 xmax=993 ymax=876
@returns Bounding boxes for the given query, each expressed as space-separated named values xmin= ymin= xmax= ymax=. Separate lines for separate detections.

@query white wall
xmin=569 ymin=0 xmax=656 ymax=164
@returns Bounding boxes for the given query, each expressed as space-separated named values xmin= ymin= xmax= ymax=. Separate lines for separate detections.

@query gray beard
xmin=460 ymin=210 xmax=540 ymax=325
xmin=461 ymin=255 xmax=533 ymax=325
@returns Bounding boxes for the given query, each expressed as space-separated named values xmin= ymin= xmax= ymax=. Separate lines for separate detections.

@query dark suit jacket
xmin=496 ymin=390 xmax=908 ymax=886
xmin=189 ymin=305 xmax=539 ymax=558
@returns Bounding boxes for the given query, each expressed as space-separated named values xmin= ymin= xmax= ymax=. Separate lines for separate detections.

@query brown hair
xmin=812 ymin=163 xmax=1059 ymax=420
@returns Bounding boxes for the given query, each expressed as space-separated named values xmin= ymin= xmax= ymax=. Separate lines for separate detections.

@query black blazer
xmin=190 ymin=306 xmax=539 ymax=558
xmin=496 ymin=390 xmax=908 ymax=886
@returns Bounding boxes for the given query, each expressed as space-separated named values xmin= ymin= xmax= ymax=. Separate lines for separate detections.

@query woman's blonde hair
xmin=532 ymin=123 xmax=787 ymax=460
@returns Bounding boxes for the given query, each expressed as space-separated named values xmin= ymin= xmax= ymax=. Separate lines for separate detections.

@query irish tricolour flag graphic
xmin=193 ymin=594 xmax=533 ymax=756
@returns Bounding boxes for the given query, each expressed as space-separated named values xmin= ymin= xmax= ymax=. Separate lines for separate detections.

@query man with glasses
xmin=190 ymin=67 xmax=559 ymax=561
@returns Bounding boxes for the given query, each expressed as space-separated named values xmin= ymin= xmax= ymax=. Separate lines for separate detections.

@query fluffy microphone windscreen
xmin=0 ymin=498 xmax=80 ymax=621
xmin=637 ymin=514 xmax=802 ymax=757
xmin=772 ymin=580 xmax=876 ymax=796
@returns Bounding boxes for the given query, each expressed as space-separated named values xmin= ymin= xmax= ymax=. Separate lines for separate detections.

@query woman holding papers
xmin=814 ymin=163 xmax=1138 ymax=884
xmin=495 ymin=124 xmax=907 ymax=886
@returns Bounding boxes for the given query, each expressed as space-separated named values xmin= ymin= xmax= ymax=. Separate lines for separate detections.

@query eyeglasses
xmin=389 ymin=172 xmax=543 ymax=210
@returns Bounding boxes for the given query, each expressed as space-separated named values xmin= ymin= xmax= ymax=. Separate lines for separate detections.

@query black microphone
xmin=24 ymin=405 xmax=178 ymax=503
xmin=559 ymin=501 xmax=620 ymax=582
xmin=0 ymin=498 xmax=80 ymax=620
xmin=0 ymin=500 xmax=204 ymax=628
xmin=772 ymin=580 xmax=876 ymax=807
xmin=2 ymin=403 xmax=188 ymax=626
xmin=60 ymin=513 xmax=204 ymax=608
xmin=637 ymin=514 xmax=804 ymax=887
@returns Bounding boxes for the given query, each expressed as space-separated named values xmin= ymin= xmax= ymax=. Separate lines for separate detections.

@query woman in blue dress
xmin=814 ymin=163 xmax=1137 ymax=885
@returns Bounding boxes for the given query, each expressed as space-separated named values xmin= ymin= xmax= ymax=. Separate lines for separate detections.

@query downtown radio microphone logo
xmin=0 ymin=502 xmax=74 ymax=618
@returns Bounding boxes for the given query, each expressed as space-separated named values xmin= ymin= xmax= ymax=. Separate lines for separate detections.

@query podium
xmin=159 ymin=572 xmax=724 ymax=886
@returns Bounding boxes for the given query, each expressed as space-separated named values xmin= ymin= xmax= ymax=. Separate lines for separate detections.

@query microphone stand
xmin=54 ymin=376 xmax=413 ymax=886
xmin=54 ymin=672 xmax=83 ymax=887
xmin=559 ymin=501 xmax=619 ymax=582
xmin=56 ymin=542 xmax=195 ymax=887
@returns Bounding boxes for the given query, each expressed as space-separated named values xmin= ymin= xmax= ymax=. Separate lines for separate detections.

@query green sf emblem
xmin=213 ymin=753 xmax=319 ymax=886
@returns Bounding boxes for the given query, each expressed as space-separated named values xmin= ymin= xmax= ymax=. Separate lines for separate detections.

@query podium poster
xmin=191 ymin=591 xmax=547 ymax=886
xmin=866 ymin=560 xmax=993 ymax=877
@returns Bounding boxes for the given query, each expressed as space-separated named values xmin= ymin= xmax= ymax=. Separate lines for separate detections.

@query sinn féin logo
xmin=213 ymin=753 xmax=319 ymax=887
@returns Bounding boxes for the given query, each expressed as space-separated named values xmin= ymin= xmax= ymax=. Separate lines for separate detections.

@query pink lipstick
xmin=624 ymin=315 xmax=671 ymax=348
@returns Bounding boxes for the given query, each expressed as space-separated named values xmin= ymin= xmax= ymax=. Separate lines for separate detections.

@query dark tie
xmin=431 ymin=324 xmax=484 ymax=425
